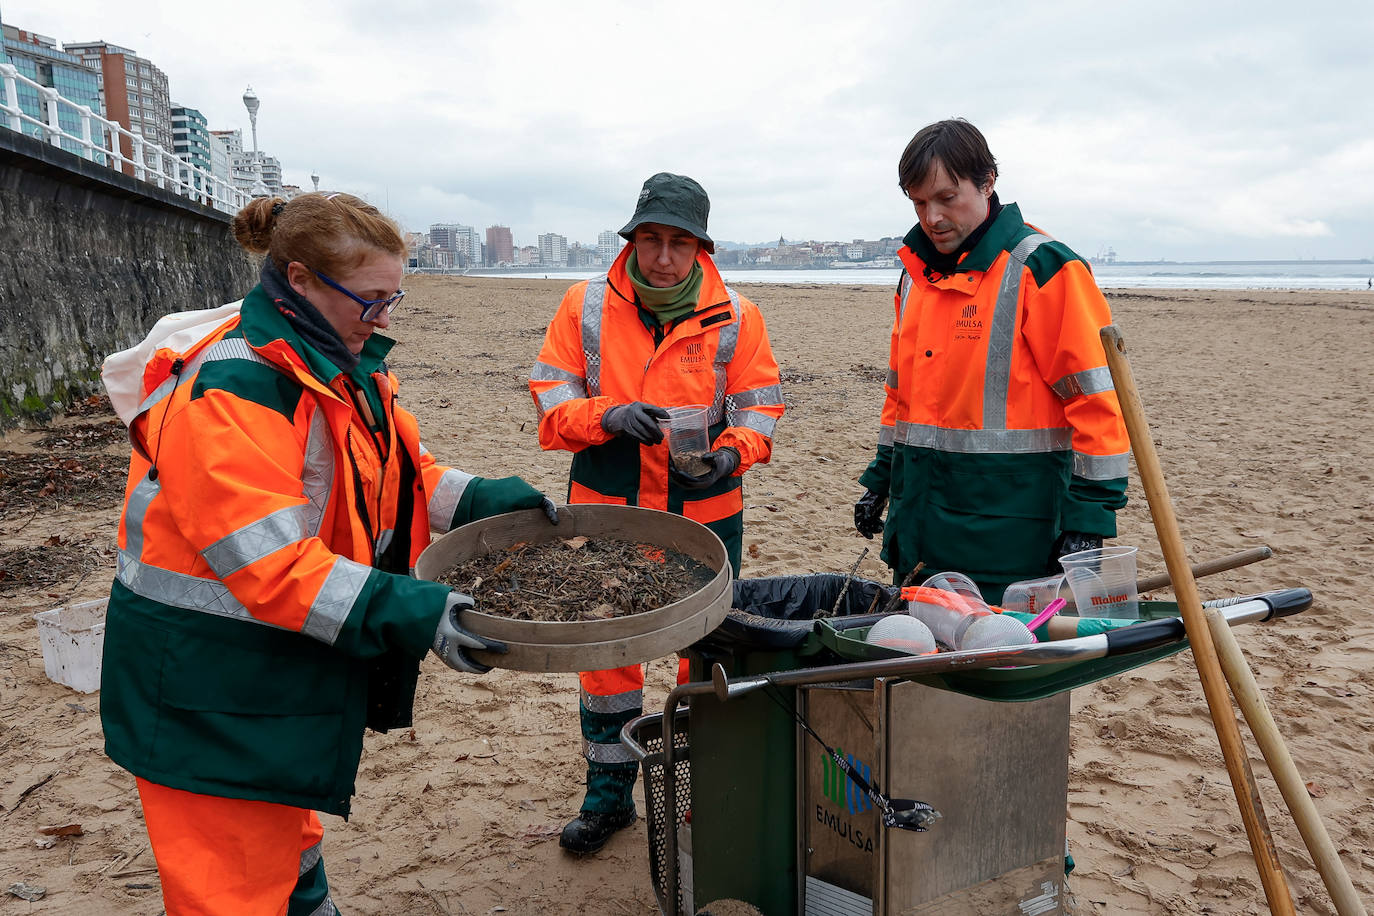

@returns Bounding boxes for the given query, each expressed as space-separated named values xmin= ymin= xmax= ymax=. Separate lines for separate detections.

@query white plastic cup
xmin=1059 ymin=545 xmax=1139 ymax=619
xmin=1000 ymin=573 xmax=1071 ymax=616
xmin=658 ymin=405 xmax=711 ymax=476
xmin=920 ymin=571 xmax=986 ymax=606
xmin=908 ymin=574 xmax=992 ymax=650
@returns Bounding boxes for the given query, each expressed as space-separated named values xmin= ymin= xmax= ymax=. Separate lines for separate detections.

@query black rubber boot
xmin=558 ymin=807 xmax=637 ymax=855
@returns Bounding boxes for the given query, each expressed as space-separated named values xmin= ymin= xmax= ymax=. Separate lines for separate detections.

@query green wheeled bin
xmin=623 ymin=582 xmax=1311 ymax=915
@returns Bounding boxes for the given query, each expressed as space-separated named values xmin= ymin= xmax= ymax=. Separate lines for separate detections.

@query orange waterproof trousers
xmin=136 ymin=778 xmax=328 ymax=916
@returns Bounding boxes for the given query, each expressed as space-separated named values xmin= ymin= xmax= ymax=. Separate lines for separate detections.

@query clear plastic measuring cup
xmin=1001 ymin=573 xmax=1072 ymax=616
xmin=1059 ymin=545 xmax=1139 ymax=619
xmin=658 ymin=405 xmax=711 ymax=476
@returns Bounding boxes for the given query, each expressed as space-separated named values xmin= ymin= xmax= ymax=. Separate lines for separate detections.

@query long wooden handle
xmin=1136 ymin=546 xmax=1274 ymax=593
xmin=1100 ymin=325 xmax=1296 ymax=915
xmin=1207 ymin=613 xmax=1370 ymax=915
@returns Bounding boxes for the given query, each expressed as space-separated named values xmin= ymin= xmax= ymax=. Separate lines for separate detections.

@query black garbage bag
xmin=704 ymin=573 xmax=898 ymax=651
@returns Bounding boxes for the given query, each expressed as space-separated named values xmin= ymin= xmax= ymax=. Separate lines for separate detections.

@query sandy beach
xmin=1 ymin=277 xmax=1370 ymax=915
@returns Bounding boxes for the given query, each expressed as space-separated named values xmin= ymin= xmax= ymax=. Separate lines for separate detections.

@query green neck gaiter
xmin=627 ymin=250 xmax=704 ymax=324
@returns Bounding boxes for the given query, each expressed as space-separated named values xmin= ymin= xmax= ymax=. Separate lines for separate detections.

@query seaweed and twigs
xmin=437 ymin=536 xmax=715 ymax=623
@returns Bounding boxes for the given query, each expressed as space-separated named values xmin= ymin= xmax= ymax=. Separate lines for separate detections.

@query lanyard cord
xmin=146 ymin=358 xmax=184 ymax=482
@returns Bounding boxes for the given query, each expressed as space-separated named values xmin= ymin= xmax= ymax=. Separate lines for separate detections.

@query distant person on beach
xmin=853 ymin=119 xmax=1130 ymax=602
xmin=99 ymin=192 xmax=558 ymax=914
xmin=529 ymin=172 xmax=784 ymax=854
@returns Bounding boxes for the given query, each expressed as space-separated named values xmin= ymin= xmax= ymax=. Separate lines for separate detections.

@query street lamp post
xmin=242 ymin=85 xmax=268 ymax=197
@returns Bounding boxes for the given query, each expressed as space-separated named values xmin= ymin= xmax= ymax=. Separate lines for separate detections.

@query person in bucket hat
xmin=618 ymin=172 xmax=716 ymax=253
xmin=529 ymin=173 xmax=784 ymax=854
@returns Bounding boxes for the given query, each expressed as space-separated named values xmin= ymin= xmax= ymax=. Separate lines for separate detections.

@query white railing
xmin=0 ymin=62 xmax=252 ymax=216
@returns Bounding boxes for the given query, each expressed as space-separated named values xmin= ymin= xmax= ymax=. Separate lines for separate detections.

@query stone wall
xmin=0 ymin=128 xmax=257 ymax=427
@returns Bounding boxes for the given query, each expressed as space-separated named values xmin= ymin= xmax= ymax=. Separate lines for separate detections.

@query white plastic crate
xmin=34 ymin=598 xmax=107 ymax=693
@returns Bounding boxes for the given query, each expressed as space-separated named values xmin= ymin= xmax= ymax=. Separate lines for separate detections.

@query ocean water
xmin=460 ymin=261 xmax=1374 ymax=291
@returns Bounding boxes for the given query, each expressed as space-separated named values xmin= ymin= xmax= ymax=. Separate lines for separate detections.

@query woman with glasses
xmin=99 ymin=191 xmax=556 ymax=915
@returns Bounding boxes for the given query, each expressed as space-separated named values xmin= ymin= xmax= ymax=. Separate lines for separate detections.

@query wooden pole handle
xmin=1136 ymin=546 xmax=1274 ymax=593
xmin=1100 ymin=325 xmax=1296 ymax=915
xmin=1207 ymin=613 xmax=1370 ymax=915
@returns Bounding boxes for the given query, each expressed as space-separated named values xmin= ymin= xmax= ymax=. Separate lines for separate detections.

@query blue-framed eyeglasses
xmin=312 ymin=269 xmax=405 ymax=321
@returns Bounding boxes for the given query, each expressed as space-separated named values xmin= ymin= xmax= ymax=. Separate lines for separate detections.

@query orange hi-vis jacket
xmin=99 ymin=287 xmax=473 ymax=816
xmin=529 ymin=246 xmax=783 ymax=754
xmin=529 ymin=245 xmax=783 ymax=564
xmin=860 ymin=203 xmax=1129 ymax=596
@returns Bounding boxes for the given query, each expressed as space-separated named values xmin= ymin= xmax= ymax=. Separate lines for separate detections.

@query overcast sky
xmin=6 ymin=0 xmax=1372 ymax=260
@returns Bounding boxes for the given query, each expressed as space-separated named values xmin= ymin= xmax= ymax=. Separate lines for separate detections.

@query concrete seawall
xmin=0 ymin=128 xmax=256 ymax=427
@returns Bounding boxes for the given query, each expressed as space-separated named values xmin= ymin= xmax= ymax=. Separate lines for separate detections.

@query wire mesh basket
xmin=623 ymin=709 xmax=692 ymax=916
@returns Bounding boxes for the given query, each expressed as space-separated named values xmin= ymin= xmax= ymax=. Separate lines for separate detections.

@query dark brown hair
xmin=232 ymin=192 xmax=406 ymax=275
xmin=897 ymin=119 xmax=998 ymax=194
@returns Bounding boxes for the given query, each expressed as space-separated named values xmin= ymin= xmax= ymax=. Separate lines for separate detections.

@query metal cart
xmin=622 ymin=587 xmax=1311 ymax=916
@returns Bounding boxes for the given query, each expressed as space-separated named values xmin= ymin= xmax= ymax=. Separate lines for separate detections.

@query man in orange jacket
xmin=854 ymin=119 xmax=1129 ymax=603
xmin=529 ymin=173 xmax=784 ymax=853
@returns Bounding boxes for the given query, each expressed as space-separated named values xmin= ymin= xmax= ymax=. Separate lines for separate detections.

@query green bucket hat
xmin=618 ymin=172 xmax=714 ymax=253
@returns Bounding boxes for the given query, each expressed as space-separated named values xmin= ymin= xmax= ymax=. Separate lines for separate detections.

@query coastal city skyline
xmin=4 ymin=1 xmax=1370 ymax=263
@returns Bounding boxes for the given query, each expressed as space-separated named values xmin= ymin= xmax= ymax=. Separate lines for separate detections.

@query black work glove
xmin=853 ymin=489 xmax=888 ymax=539
xmin=670 ymin=447 xmax=740 ymax=490
xmin=537 ymin=497 xmax=560 ymax=525
xmin=466 ymin=476 xmax=559 ymax=525
xmin=1050 ymin=531 xmax=1103 ymax=567
xmin=601 ymin=402 xmax=670 ymax=445
xmin=431 ymin=593 xmax=508 ymax=674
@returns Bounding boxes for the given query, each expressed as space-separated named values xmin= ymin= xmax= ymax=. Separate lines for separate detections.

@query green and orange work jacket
xmin=100 ymin=286 xmax=519 ymax=817
xmin=529 ymin=247 xmax=783 ymax=747
xmin=529 ymin=245 xmax=784 ymax=572
xmin=860 ymin=203 xmax=1130 ymax=599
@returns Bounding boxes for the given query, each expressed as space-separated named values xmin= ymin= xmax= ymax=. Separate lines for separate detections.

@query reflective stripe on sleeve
xmin=1074 ymin=450 xmax=1130 ymax=480
xmin=886 ymin=368 xmax=899 ymax=390
xmin=531 ymin=360 xmax=589 ymax=417
xmin=877 ymin=424 xmax=896 ymax=448
xmin=428 ymin=468 xmax=476 ymax=532
xmin=301 ymin=556 xmax=371 ymax=645
xmin=1052 ymin=366 xmax=1115 ymax=400
xmin=726 ymin=409 xmax=777 ymax=437
xmin=531 ymin=360 xmax=586 ymax=386
xmin=725 ymin=382 xmax=781 ymax=438
xmin=724 ymin=384 xmax=781 ymax=410
xmin=535 ymin=382 xmax=583 ymax=416
xmin=201 ymin=504 xmax=309 ymax=579
xmin=581 ymin=279 xmax=607 ymax=397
